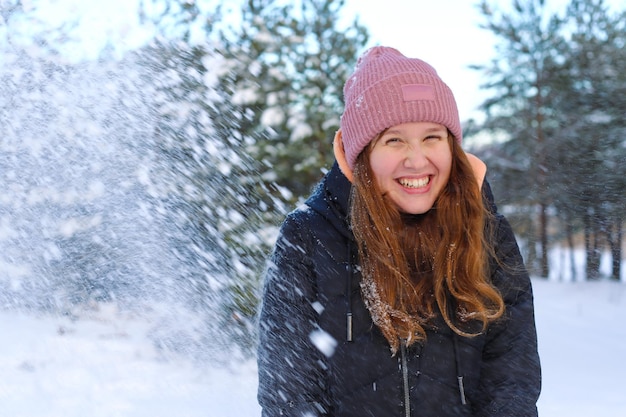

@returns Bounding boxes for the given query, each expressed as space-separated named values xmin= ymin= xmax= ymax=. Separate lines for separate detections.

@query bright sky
xmin=343 ymin=0 xmax=495 ymax=122
xmin=3 ymin=0 xmax=152 ymax=57
xmin=4 ymin=0 xmax=622 ymax=122
xmin=4 ymin=0 xmax=491 ymax=120
xmin=343 ymin=0 xmax=624 ymax=122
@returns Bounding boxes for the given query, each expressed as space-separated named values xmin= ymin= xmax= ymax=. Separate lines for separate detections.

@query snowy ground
xmin=1 ymin=278 xmax=624 ymax=417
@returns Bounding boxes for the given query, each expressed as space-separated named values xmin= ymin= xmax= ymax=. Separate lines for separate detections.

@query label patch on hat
xmin=401 ymin=84 xmax=435 ymax=102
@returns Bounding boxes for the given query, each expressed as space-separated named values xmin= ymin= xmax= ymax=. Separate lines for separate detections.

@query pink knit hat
xmin=339 ymin=46 xmax=462 ymax=169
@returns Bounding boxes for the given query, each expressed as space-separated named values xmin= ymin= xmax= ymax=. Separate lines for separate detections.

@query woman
xmin=257 ymin=46 xmax=541 ymax=417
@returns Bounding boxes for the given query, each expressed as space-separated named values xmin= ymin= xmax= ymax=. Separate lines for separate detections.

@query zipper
xmin=399 ymin=335 xmax=467 ymax=415
xmin=453 ymin=335 xmax=467 ymax=405
xmin=400 ymin=339 xmax=410 ymax=417
xmin=346 ymin=244 xmax=354 ymax=342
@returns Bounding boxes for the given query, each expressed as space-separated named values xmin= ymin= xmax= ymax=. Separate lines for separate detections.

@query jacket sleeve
xmin=475 ymin=212 xmax=542 ymax=417
xmin=257 ymin=212 xmax=329 ymax=416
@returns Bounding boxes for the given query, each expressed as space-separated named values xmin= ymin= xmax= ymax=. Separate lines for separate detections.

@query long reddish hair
xmin=350 ymin=134 xmax=504 ymax=354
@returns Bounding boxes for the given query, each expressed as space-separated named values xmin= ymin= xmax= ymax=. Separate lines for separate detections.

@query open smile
xmin=398 ymin=177 xmax=430 ymax=189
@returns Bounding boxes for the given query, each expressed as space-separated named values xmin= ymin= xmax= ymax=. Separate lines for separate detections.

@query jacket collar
xmin=304 ymin=162 xmax=354 ymax=241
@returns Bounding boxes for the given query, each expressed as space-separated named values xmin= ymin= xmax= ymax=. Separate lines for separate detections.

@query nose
xmin=403 ymin=143 xmax=428 ymax=168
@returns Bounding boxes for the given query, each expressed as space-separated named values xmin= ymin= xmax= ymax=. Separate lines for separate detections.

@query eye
xmin=375 ymin=135 xmax=403 ymax=147
xmin=384 ymin=137 xmax=402 ymax=145
xmin=424 ymin=133 xmax=444 ymax=142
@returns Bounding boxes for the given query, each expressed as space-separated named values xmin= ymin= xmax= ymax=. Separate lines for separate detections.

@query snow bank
xmin=0 ymin=278 xmax=624 ymax=417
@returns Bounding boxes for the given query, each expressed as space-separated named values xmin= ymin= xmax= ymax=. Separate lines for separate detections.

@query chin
xmin=397 ymin=206 xmax=434 ymax=215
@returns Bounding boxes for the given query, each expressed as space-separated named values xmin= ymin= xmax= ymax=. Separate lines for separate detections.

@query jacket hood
xmin=304 ymin=162 xmax=354 ymax=242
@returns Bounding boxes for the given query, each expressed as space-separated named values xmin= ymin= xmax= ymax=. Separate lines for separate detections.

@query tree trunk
xmin=584 ymin=213 xmax=601 ymax=280
xmin=539 ymin=202 xmax=549 ymax=278
xmin=534 ymin=78 xmax=549 ymax=279
xmin=609 ymin=220 xmax=622 ymax=281
xmin=525 ymin=230 xmax=538 ymax=276
xmin=566 ymin=219 xmax=576 ymax=282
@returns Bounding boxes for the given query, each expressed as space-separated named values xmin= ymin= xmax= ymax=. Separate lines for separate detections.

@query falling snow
xmin=1 ymin=5 xmax=625 ymax=417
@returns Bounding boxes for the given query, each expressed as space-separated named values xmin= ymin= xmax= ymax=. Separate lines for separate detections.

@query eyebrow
xmin=382 ymin=126 xmax=447 ymax=136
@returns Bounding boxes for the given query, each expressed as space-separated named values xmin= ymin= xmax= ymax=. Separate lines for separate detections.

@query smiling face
xmin=369 ymin=122 xmax=453 ymax=214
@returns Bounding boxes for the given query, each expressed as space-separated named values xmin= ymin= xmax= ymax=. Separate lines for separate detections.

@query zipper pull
xmin=346 ymin=312 xmax=353 ymax=342
xmin=401 ymin=339 xmax=411 ymax=417
xmin=457 ymin=376 xmax=467 ymax=405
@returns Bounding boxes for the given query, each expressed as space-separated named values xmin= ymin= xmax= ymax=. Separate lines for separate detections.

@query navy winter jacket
xmin=257 ymin=162 xmax=541 ymax=416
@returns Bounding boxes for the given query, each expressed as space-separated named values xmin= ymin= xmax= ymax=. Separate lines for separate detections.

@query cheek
xmin=434 ymin=149 xmax=453 ymax=179
xmin=368 ymin=155 xmax=395 ymax=193
xmin=441 ymin=156 xmax=453 ymax=179
xmin=368 ymin=152 xmax=391 ymax=179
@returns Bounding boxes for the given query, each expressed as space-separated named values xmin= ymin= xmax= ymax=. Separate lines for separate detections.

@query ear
xmin=333 ymin=129 xmax=354 ymax=183
xmin=465 ymin=153 xmax=487 ymax=190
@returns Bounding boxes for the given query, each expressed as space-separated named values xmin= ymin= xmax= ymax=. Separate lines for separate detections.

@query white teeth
xmin=399 ymin=177 xmax=429 ymax=188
